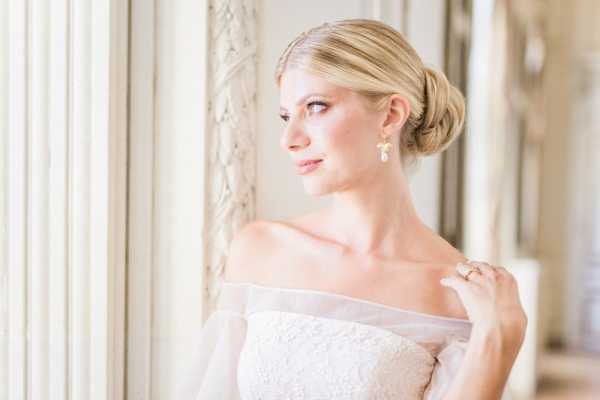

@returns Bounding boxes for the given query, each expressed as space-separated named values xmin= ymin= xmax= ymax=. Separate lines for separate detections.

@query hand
xmin=440 ymin=260 xmax=528 ymax=360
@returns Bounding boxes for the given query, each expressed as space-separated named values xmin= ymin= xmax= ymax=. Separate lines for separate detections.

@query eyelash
xmin=280 ymin=101 xmax=328 ymax=122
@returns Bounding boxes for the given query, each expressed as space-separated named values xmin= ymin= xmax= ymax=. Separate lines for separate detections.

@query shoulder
xmin=222 ymin=214 xmax=323 ymax=284
xmin=224 ymin=219 xmax=300 ymax=283
xmin=223 ymin=219 xmax=277 ymax=283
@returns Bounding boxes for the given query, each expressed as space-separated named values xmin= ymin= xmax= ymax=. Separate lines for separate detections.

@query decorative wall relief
xmin=205 ymin=0 xmax=258 ymax=310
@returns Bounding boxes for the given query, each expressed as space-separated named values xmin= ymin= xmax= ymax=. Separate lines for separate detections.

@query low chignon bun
xmin=404 ymin=67 xmax=466 ymax=157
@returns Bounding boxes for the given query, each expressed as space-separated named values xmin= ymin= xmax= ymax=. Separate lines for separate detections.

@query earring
xmin=376 ymin=135 xmax=391 ymax=163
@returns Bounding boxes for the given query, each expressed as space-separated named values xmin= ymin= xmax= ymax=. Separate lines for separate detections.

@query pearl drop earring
xmin=376 ymin=135 xmax=391 ymax=163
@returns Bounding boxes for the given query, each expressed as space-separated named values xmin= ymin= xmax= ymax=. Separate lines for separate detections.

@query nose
xmin=279 ymin=116 xmax=310 ymax=152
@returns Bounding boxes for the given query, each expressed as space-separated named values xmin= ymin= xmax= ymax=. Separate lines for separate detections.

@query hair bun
xmin=412 ymin=67 xmax=466 ymax=156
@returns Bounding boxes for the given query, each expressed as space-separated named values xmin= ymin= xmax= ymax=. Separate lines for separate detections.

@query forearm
xmin=442 ymin=326 xmax=513 ymax=400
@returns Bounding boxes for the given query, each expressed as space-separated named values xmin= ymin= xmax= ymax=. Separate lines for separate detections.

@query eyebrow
xmin=279 ymin=93 xmax=333 ymax=112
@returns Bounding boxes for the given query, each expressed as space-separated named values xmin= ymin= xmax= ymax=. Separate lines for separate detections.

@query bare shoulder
xmin=222 ymin=213 xmax=327 ymax=285
xmin=223 ymin=219 xmax=279 ymax=283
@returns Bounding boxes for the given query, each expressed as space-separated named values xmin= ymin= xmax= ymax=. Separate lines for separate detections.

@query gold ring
xmin=456 ymin=263 xmax=480 ymax=280
xmin=464 ymin=269 xmax=476 ymax=280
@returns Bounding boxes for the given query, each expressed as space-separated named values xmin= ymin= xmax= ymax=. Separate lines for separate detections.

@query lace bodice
xmin=177 ymin=281 xmax=514 ymax=400
xmin=238 ymin=310 xmax=435 ymax=399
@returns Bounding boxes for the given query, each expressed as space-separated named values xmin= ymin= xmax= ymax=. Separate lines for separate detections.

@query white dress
xmin=177 ymin=281 xmax=513 ymax=400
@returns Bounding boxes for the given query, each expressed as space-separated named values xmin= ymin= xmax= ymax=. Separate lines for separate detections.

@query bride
xmin=178 ymin=18 xmax=527 ymax=399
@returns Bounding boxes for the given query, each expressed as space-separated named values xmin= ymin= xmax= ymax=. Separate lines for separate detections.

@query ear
xmin=381 ymin=94 xmax=410 ymax=137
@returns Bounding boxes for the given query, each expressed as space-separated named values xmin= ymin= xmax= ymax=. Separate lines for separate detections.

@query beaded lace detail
xmin=237 ymin=310 xmax=436 ymax=400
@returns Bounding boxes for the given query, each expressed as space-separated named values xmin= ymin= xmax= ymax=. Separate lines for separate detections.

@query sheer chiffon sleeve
xmin=176 ymin=284 xmax=248 ymax=400
xmin=422 ymin=338 xmax=513 ymax=400
xmin=175 ymin=281 xmax=515 ymax=400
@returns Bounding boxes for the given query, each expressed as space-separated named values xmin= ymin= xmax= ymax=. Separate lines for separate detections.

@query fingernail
xmin=440 ymin=278 xmax=448 ymax=286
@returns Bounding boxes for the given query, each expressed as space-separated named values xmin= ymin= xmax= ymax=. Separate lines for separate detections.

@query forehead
xmin=279 ymin=68 xmax=350 ymax=109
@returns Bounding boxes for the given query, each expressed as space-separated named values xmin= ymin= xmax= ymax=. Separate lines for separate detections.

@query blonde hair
xmin=275 ymin=19 xmax=465 ymax=170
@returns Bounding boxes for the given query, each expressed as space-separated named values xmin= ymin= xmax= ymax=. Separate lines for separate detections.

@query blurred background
xmin=1 ymin=0 xmax=599 ymax=399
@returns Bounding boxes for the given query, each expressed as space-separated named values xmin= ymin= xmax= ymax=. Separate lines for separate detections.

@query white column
xmin=127 ymin=0 xmax=155 ymax=397
xmin=48 ymin=1 xmax=69 ymax=398
xmin=0 ymin=1 xmax=8 ymax=398
xmin=1 ymin=0 xmax=128 ymax=398
xmin=7 ymin=1 xmax=29 ymax=399
xmin=463 ymin=0 xmax=497 ymax=261
xmin=69 ymin=0 xmax=92 ymax=396
xmin=29 ymin=0 xmax=50 ymax=398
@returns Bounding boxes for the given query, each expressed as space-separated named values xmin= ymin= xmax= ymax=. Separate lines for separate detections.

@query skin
xmin=441 ymin=261 xmax=528 ymax=399
xmin=277 ymin=68 xmax=527 ymax=398
xmin=231 ymin=67 xmax=527 ymax=398
xmin=278 ymin=68 xmax=426 ymax=259
xmin=274 ymin=68 xmax=471 ymax=317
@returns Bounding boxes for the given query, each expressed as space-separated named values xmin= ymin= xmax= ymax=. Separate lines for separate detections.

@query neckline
xmin=221 ymin=280 xmax=472 ymax=325
xmin=249 ymin=309 xmax=437 ymax=360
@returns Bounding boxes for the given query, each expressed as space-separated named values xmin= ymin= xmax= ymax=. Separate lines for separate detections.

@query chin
xmin=302 ymin=182 xmax=334 ymax=197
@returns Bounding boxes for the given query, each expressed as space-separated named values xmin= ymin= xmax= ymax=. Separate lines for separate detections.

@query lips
xmin=297 ymin=159 xmax=323 ymax=174
xmin=296 ymin=159 xmax=323 ymax=167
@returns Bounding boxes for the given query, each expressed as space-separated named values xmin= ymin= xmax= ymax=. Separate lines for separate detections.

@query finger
xmin=455 ymin=262 xmax=486 ymax=283
xmin=440 ymin=274 xmax=472 ymax=292
xmin=464 ymin=260 xmax=498 ymax=280
xmin=494 ymin=266 xmax=515 ymax=281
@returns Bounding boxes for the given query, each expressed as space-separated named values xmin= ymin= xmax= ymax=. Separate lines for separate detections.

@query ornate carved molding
xmin=205 ymin=0 xmax=258 ymax=309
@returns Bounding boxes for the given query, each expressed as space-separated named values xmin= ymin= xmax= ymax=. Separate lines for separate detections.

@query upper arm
xmin=223 ymin=219 xmax=272 ymax=283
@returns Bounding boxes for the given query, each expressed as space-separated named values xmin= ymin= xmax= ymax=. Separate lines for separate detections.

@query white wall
xmin=256 ymin=0 xmax=448 ymax=231
xmin=127 ymin=0 xmax=208 ymax=398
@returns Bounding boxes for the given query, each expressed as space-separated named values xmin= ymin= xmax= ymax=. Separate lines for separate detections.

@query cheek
xmin=322 ymin=113 xmax=374 ymax=161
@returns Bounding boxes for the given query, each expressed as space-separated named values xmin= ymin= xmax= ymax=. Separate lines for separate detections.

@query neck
xmin=326 ymin=158 xmax=426 ymax=260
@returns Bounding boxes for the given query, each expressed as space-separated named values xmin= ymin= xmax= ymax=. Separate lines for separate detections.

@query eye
xmin=278 ymin=101 xmax=327 ymax=123
xmin=307 ymin=101 xmax=327 ymax=114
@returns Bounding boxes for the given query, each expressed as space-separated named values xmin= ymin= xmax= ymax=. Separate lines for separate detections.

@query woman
xmin=178 ymin=19 xmax=527 ymax=399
